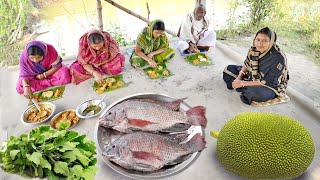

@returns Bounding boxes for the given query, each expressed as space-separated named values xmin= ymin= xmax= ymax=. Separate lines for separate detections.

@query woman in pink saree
xmin=69 ymin=29 xmax=125 ymax=85
xmin=16 ymin=41 xmax=71 ymax=99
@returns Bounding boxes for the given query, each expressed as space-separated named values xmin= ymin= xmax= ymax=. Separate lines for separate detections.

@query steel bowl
xmin=50 ymin=109 xmax=81 ymax=130
xmin=76 ymin=99 xmax=107 ymax=119
xmin=21 ymin=102 xmax=56 ymax=126
xmin=94 ymin=93 xmax=205 ymax=179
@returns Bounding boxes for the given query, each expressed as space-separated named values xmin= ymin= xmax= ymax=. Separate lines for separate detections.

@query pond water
xmin=37 ymin=0 xmax=229 ymax=56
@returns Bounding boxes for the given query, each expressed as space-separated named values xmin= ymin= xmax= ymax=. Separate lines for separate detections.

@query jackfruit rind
xmin=215 ymin=112 xmax=315 ymax=179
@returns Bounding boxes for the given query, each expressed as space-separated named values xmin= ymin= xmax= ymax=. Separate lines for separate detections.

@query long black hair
xmin=256 ymin=27 xmax=277 ymax=42
xmin=153 ymin=21 xmax=165 ymax=31
xmin=88 ymin=33 xmax=104 ymax=44
xmin=27 ymin=46 xmax=44 ymax=56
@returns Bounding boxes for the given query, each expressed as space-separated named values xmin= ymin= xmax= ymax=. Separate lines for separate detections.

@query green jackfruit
xmin=211 ymin=112 xmax=315 ymax=179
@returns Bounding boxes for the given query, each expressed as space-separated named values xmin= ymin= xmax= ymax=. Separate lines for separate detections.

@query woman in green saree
xmin=130 ymin=19 xmax=175 ymax=68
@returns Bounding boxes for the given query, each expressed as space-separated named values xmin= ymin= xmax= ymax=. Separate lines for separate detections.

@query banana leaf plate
xmin=92 ymin=74 xmax=127 ymax=94
xmin=185 ymin=53 xmax=212 ymax=66
xmin=143 ymin=63 xmax=173 ymax=79
xmin=29 ymin=86 xmax=65 ymax=105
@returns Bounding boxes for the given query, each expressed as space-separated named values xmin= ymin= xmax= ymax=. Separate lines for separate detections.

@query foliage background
xmin=217 ymin=0 xmax=320 ymax=62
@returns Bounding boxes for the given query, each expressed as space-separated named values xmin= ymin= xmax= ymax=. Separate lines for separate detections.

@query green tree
xmin=240 ymin=0 xmax=275 ymax=26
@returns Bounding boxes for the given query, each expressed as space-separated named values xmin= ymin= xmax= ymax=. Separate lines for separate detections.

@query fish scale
xmin=125 ymin=108 xmax=187 ymax=130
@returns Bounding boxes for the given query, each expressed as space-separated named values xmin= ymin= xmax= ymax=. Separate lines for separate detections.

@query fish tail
xmin=186 ymin=133 xmax=206 ymax=152
xmin=165 ymin=98 xmax=187 ymax=111
xmin=186 ymin=106 xmax=207 ymax=127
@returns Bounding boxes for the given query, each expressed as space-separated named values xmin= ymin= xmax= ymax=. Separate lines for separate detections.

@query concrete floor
xmin=0 ymin=42 xmax=319 ymax=180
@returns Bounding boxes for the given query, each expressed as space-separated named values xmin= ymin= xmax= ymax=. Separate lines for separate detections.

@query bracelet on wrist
xmin=23 ymin=84 xmax=30 ymax=88
xmin=91 ymin=70 xmax=96 ymax=75
xmin=43 ymin=72 xmax=47 ymax=78
xmin=240 ymin=70 xmax=245 ymax=76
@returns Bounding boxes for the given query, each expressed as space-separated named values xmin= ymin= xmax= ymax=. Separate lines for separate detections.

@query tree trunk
xmin=104 ymin=0 xmax=177 ymax=37
xmin=146 ymin=2 xmax=150 ymax=20
xmin=97 ymin=0 xmax=103 ymax=30
xmin=8 ymin=0 xmax=23 ymax=44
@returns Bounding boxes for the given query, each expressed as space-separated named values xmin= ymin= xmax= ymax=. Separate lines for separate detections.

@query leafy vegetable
xmin=0 ymin=126 xmax=98 ymax=179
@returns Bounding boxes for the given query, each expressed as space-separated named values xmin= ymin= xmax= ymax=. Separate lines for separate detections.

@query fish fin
xmin=160 ymin=123 xmax=191 ymax=133
xmin=133 ymin=151 xmax=162 ymax=161
xmin=163 ymin=98 xmax=187 ymax=111
xmin=126 ymin=127 xmax=143 ymax=132
xmin=128 ymin=119 xmax=157 ymax=127
xmin=171 ymin=133 xmax=189 ymax=142
xmin=186 ymin=106 xmax=207 ymax=127
xmin=166 ymin=154 xmax=192 ymax=165
xmin=186 ymin=133 xmax=206 ymax=152
xmin=134 ymin=163 xmax=158 ymax=172
xmin=135 ymin=98 xmax=187 ymax=111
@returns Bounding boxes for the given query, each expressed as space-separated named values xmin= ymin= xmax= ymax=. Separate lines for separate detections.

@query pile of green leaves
xmin=0 ymin=125 xmax=98 ymax=180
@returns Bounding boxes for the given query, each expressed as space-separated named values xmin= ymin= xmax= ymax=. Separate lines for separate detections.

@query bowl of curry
xmin=50 ymin=109 xmax=81 ymax=129
xmin=76 ymin=99 xmax=107 ymax=119
xmin=21 ymin=102 xmax=56 ymax=125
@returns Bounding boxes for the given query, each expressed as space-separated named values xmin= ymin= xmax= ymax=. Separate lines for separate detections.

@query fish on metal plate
xmin=103 ymin=132 xmax=206 ymax=172
xmin=98 ymin=98 xmax=207 ymax=133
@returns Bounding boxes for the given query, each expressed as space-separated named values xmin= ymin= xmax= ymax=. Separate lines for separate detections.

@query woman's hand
xmin=232 ymin=80 xmax=244 ymax=89
xmin=160 ymin=48 xmax=168 ymax=53
xmin=92 ymin=71 xmax=104 ymax=84
xmin=147 ymin=59 xmax=157 ymax=68
xmin=36 ymin=74 xmax=44 ymax=80
xmin=147 ymin=52 xmax=154 ymax=59
xmin=234 ymin=76 xmax=243 ymax=81
xmin=187 ymin=43 xmax=198 ymax=53
xmin=23 ymin=86 xmax=33 ymax=99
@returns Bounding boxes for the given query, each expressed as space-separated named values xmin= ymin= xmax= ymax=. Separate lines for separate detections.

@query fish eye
xmin=112 ymin=145 xmax=116 ymax=148
xmin=108 ymin=112 xmax=112 ymax=115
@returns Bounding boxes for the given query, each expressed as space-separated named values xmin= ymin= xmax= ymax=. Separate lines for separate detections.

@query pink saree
xmin=16 ymin=41 xmax=71 ymax=94
xmin=69 ymin=29 xmax=125 ymax=85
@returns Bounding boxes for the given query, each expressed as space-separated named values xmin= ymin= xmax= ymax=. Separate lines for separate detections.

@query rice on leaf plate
xmin=93 ymin=74 xmax=127 ymax=94
xmin=29 ymin=86 xmax=65 ymax=105
xmin=143 ymin=63 xmax=172 ymax=79
xmin=185 ymin=53 xmax=212 ymax=66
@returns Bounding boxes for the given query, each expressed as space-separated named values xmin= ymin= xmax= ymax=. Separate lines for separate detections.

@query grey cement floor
xmin=0 ymin=41 xmax=319 ymax=180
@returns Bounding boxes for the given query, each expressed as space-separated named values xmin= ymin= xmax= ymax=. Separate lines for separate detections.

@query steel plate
xmin=94 ymin=93 xmax=205 ymax=179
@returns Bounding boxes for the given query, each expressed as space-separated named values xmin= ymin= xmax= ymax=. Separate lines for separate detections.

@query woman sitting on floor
xmin=16 ymin=40 xmax=71 ymax=99
xmin=130 ymin=19 xmax=175 ymax=68
xmin=70 ymin=29 xmax=125 ymax=85
xmin=223 ymin=27 xmax=289 ymax=105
